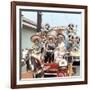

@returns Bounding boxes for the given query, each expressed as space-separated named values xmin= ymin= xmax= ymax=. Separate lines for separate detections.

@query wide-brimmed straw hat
xmin=54 ymin=26 xmax=65 ymax=33
xmin=47 ymin=35 xmax=55 ymax=41
xmin=31 ymin=35 xmax=41 ymax=42
xmin=47 ymin=30 xmax=57 ymax=39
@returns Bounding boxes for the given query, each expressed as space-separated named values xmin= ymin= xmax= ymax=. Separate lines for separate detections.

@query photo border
xmin=11 ymin=1 xmax=88 ymax=89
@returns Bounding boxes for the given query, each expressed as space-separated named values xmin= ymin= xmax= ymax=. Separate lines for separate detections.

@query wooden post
xmin=37 ymin=11 xmax=42 ymax=32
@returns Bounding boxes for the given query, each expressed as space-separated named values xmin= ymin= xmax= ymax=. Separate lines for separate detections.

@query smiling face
xmin=34 ymin=39 xmax=40 ymax=44
xmin=48 ymin=38 xmax=53 ymax=43
xmin=58 ymin=34 xmax=65 ymax=43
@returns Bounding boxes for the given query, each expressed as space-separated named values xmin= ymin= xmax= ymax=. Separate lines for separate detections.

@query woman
xmin=54 ymin=34 xmax=67 ymax=64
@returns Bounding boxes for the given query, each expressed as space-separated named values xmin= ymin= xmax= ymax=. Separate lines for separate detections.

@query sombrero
xmin=54 ymin=26 xmax=65 ymax=35
xmin=47 ymin=35 xmax=56 ymax=40
xmin=47 ymin=30 xmax=57 ymax=39
xmin=31 ymin=35 xmax=41 ymax=42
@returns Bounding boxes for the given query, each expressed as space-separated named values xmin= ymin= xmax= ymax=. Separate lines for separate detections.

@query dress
xmin=54 ymin=42 xmax=66 ymax=63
